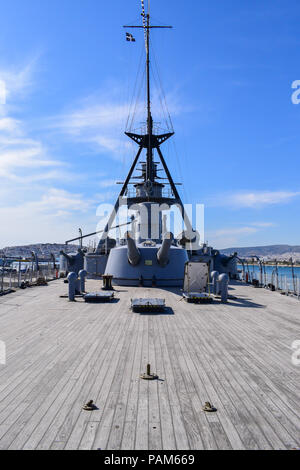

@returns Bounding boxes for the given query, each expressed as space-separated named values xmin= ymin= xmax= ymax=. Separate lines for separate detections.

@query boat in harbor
xmin=0 ymin=3 xmax=299 ymax=452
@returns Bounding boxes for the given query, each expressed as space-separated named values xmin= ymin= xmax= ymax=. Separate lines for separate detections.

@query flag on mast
xmin=126 ymin=32 xmax=136 ymax=42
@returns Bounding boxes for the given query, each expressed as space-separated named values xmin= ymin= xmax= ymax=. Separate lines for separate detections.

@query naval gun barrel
xmin=157 ymin=232 xmax=174 ymax=267
xmin=125 ymin=232 xmax=141 ymax=266
xmin=60 ymin=250 xmax=73 ymax=263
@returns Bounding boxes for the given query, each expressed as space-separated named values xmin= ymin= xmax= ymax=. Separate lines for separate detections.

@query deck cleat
xmin=82 ymin=400 xmax=97 ymax=411
xmin=202 ymin=402 xmax=217 ymax=412
xmin=141 ymin=364 xmax=158 ymax=381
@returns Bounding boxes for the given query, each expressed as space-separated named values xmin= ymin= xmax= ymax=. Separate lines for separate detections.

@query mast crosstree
xmin=97 ymin=5 xmax=194 ymax=249
xmin=124 ymin=8 xmax=173 ymax=186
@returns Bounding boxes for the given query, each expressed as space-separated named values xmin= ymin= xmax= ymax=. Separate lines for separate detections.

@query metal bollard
xmin=68 ymin=272 xmax=77 ymax=302
xmin=218 ymin=273 xmax=229 ymax=303
xmin=79 ymin=270 xmax=88 ymax=294
xmin=210 ymin=271 xmax=219 ymax=295
xmin=102 ymin=275 xmax=113 ymax=291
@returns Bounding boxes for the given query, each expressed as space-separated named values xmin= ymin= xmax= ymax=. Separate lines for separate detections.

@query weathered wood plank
xmin=0 ymin=279 xmax=299 ymax=450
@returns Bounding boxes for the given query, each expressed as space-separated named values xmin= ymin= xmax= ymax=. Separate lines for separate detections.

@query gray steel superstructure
xmin=80 ymin=10 xmax=238 ymax=286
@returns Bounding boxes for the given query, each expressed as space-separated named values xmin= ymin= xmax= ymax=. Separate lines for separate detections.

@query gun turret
xmin=125 ymin=232 xmax=141 ymax=266
xmin=157 ymin=232 xmax=173 ymax=267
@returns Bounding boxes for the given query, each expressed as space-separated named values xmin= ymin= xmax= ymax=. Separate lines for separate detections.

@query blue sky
xmin=0 ymin=0 xmax=300 ymax=248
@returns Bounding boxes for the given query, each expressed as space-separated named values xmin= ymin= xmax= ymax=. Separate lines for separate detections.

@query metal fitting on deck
xmin=210 ymin=271 xmax=219 ymax=295
xmin=67 ymin=272 xmax=77 ymax=302
xmin=218 ymin=273 xmax=229 ymax=303
xmin=78 ymin=270 xmax=87 ymax=294
xmin=141 ymin=364 xmax=158 ymax=381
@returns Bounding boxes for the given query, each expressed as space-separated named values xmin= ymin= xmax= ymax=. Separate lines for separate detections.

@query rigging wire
xmin=150 ymin=37 xmax=174 ymax=132
xmin=118 ymin=35 xmax=136 ymax=184
xmin=125 ymin=42 xmax=145 ymax=131
xmin=150 ymin=36 xmax=188 ymax=203
xmin=124 ymin=0 xmax=186 ymax=201
xmin=129 ymin=64 xmax=146 ymax=132
xmin=150 ymin=63 xmax=171 ymax=133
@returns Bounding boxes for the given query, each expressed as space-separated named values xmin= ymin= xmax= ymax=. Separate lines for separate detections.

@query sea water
xmin=238 ymin=264 xmax=300 ymax=293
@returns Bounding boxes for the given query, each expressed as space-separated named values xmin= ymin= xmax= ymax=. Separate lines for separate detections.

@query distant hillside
xmin=0 ymin=243 xmax=79 ymax=258
xmin=2 ymin=243 xmax=300 ymax=261
xmin=221 ymin=245 xmax=300 ymax=260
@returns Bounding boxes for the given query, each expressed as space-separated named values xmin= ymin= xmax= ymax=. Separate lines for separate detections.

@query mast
xmin=124 ymin=11 xmax=173 ymax=185
xmin=145 ymin=12 xmax=152 ymax=183
xmin=97 ymin=6 xmax=196 ymax=250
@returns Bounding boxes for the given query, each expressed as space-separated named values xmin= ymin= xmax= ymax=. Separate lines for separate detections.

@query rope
xmin=125 ymin=43 xmax=145 ymax=131
xmin=150 ymin=63 xmax=170 ymax=131
xmin=151 ymin=38 xmax=174 ymax=132
xmin=128 ymin=65 xmax=146 ymax=132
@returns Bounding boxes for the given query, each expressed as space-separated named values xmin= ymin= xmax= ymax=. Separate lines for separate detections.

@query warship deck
xmin=0 ymin=280 xmax=299 ymax=450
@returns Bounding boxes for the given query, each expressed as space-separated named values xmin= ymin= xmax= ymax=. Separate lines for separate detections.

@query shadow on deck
xmin=226 ymin=297 xmax=265 ymax=309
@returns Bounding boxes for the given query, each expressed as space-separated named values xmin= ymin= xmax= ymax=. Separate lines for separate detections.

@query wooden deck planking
xmin=121 ymin=310 xmax=144 ymax=450
xmin=4 ymin=303 xmax=111 ymax=449
xmin=163 ymin=313 xmax=208 ymax=450
xmin=90 ymin=314 xmax=136 ymax=451
xmin=0 ymin=280 xmax=299 ymax=450
xmin=57 ymin=300 xmax=127 ymax=449
xmin=168 ymin=307 xmax=243 ymax=450
xmin=134 ymin=316 xmax=150 ymax=450
xmin=23 ymin=305 xmax=122 ymax=450
xmin=156 ymin=315 xmax=190 ymax=450
xmin=152 ymin=315 xmax=177 ymax=450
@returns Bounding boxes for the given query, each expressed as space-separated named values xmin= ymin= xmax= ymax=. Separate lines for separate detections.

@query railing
xmin=125 ymin=188 xmax=175 ymax=199
xmin=0 ymin=260 xmax=58 ymax=295
xmin=239 ymin=264 xmax=300 ymax=299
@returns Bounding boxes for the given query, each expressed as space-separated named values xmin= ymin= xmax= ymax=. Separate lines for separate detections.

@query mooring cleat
xmin=82 ymin=400 xmax=97 ymax=411
xmin=203 ymin=402 xmax=217 ymax=412
xmin=140 ymin=364 xmax=158 ymax=381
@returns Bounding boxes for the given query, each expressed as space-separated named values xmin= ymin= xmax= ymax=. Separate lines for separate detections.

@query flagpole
xmin=145 ymin=12 xmax=152 ymax=183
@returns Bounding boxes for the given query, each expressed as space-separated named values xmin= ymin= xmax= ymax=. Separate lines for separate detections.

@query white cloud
xmin=210 ymin=190 xmax=300 ymax=208
xmin=0 ymin=60 xmax=35 ymax=103
xmin=93 ymin=190 xmax=118 ymax=203
xmin=214 ymin=226 xmax=258 ymax=237
xmin=47 ymin=99 xmax=131 ymax=160
xmin=98 ymin=179 xmax=117 ymax=188
xmin=0 ymin=80 xmax=6 ymax=105
xmin=0 ymin=61 xmax=68 ymax=186
xmin=0 ymin=61 xmax=99 ymax=247
xmin=0 ymin=117 xmax=21 ymax=132
xmin=207 ymin=221 xmax=276 ymax=249
xmin=47 ymin=85 xmax=183 ymax=160
xmin=0 ymin=188 xmax=99 ymax=247
xmin=1 ymin=188 xmax=91 ymax=215
xmin=0 ymin=65 xmax=189 ymax=247
xmin=0 ymin=122 xmax=63 ymax=181
xmin=249 ymin=222 xmax=276 ymax=228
